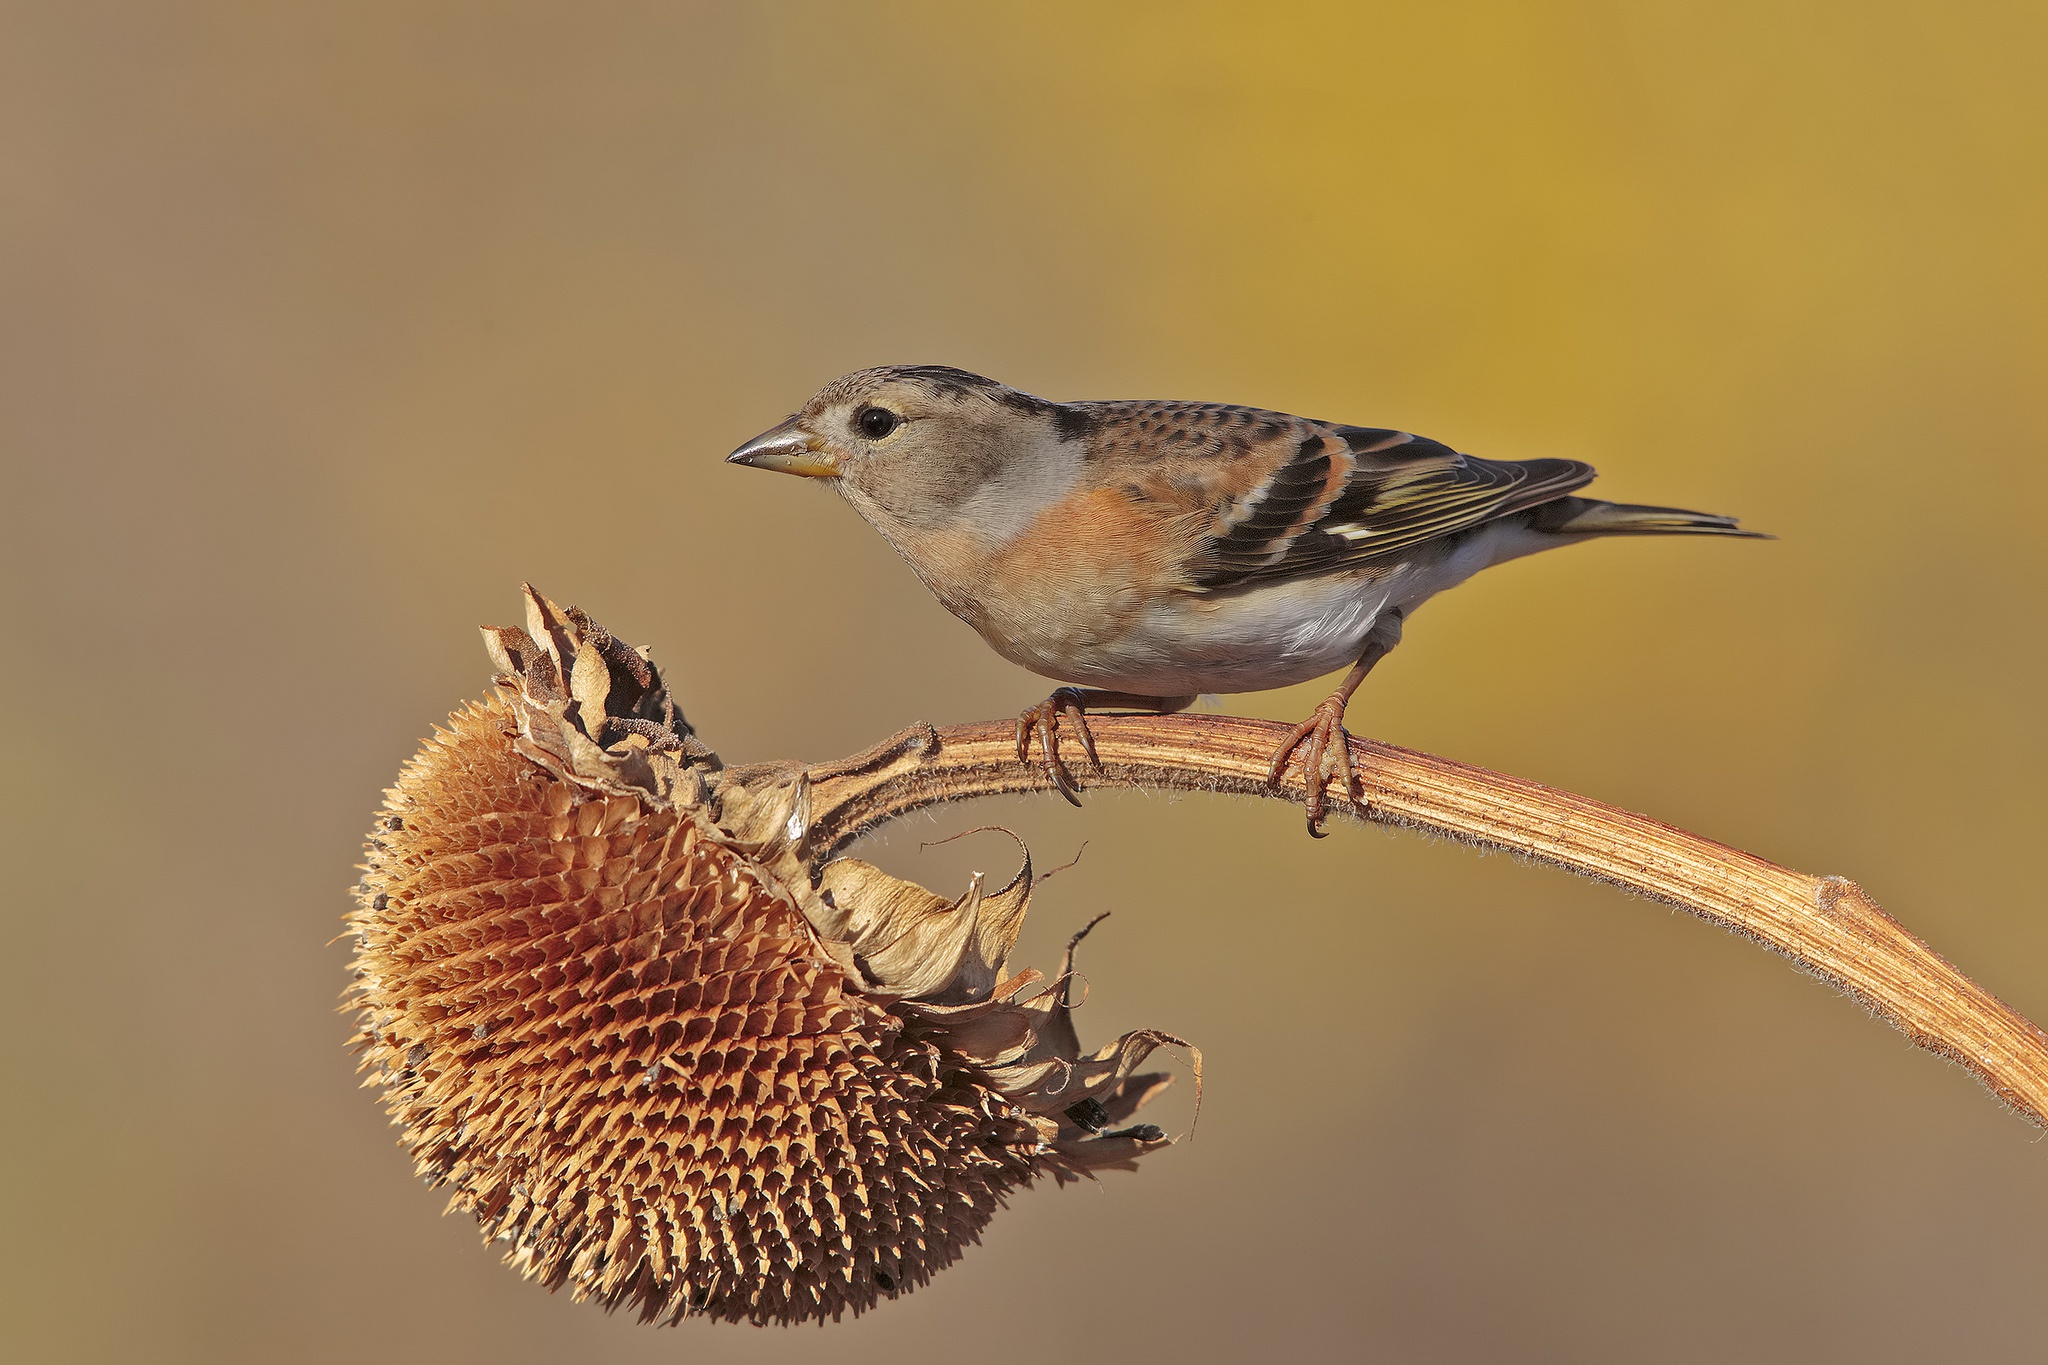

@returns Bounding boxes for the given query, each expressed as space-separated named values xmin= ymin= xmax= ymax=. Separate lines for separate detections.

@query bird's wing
xmin=1069 ymin=402 xmax=1595 ymax=591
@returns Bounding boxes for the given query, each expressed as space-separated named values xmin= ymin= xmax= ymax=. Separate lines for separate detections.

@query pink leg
xmin=1016 ymin=688 xmax=1195 ymax=804
xmin=1265 ymin=638 xmax=1392 ymax=836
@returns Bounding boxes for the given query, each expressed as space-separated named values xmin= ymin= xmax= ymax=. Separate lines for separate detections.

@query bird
xmin=727 ymin=364 xmax=1762 ymax=833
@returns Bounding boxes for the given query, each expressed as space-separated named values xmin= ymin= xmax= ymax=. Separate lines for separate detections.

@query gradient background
xmin=6 ymin=4 xmax=2046 ymax=1361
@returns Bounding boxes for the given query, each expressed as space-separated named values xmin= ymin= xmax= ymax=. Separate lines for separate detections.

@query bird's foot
xmin=1267 ymin=696 xmax=1363 ymax=837
xmin=1014 ymin=687 xmax=1101 ymax=806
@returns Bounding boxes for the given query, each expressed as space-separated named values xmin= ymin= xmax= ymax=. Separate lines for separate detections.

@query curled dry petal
xmin=807 ymin=852 xmax=1030 ymax=1004
xmin=347 ymin=587 xmax=1192 ymax=1327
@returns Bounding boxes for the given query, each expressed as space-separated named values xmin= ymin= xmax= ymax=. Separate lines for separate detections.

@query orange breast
xmin=958 ymin=486 xmax=1185 ymax=672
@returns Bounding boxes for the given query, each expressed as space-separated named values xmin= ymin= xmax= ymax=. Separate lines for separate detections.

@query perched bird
xmin=729 ymin=365 xmax=1761 ymax=832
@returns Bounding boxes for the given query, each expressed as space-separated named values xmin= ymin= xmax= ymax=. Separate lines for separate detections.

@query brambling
xmin=729 ymin=365 xmax=1761 ymax=833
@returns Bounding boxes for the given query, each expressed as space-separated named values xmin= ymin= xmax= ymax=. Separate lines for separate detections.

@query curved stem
xmin=794 ymin=712 xmax=2048 ymax=1128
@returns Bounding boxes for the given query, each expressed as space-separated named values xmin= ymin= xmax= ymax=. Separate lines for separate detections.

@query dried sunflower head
xmin=346 ymin=587 xmax=1193 ymax=1326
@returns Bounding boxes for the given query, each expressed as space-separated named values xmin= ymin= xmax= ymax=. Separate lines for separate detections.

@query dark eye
xmin=855 ymin=406 xmax=900 ymax=440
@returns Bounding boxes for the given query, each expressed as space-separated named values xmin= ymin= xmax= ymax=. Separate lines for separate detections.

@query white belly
xmin=1018 ymin=521 xmax=1556 ymax=697
xmin=1086 ymin=573 xmax=1392 ymax=694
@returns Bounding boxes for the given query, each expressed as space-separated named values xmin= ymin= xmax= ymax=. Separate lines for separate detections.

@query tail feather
xmin=1527 ymin=496 xmax=1769 ymax=539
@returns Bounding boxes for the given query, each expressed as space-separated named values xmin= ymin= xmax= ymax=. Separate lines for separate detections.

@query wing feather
xmin=1064 ymin=400 xmax=1595 ymax=593
xmin=1193 ymin=424 xmax=1594 ymax=590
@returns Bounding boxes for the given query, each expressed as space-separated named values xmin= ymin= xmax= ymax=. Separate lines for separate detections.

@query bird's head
xmin=727 ymin=366 xmax=1086 ymax=541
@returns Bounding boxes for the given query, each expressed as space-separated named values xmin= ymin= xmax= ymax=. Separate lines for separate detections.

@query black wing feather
xmin=1197 ymin=425 xmax=1596 ymax=591
xmin=1198 ymin=434 xmax=1334 ymax=578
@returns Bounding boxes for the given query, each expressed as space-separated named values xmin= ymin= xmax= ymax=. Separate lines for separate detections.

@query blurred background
xmin=5 ymin=3 xmax=2045 ymax=1360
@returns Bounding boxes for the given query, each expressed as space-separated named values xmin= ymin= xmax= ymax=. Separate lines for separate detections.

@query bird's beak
xmin=725 ymin=417 xmax=840 ymax=479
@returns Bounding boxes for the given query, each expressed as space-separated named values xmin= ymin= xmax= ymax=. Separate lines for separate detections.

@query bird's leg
xmin=1016 ymin=689 xmax=1194 ymax=805
xmin=1267 ymin=637 xmax=1394 ymax=837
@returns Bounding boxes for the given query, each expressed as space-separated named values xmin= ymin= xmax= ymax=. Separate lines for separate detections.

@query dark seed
xmin=1064 ymin=1097 xmax=1111 ymax=1132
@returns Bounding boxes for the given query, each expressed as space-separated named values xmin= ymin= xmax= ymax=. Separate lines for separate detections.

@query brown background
xmin=5 ymin=3 xmax=2046 ymax=1361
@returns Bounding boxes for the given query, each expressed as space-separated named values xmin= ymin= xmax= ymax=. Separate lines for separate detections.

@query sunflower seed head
xmin=346 ymin=587 xmax=1191 ymax=1326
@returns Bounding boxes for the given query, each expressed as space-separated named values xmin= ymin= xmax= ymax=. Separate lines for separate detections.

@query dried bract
xmin=346 ymin=587 xmax=1192 ymax=1326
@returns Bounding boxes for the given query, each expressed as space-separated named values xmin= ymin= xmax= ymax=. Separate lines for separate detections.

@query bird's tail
xmin=1527 ymin=496 xmax=1769 ymax=539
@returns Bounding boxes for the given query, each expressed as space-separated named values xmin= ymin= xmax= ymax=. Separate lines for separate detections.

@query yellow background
xmin=5 ymin=3 xmax=2046 ymax=1360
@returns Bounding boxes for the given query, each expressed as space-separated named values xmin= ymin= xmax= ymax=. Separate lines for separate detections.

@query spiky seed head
xmin=345 ymin=587 xmax=1190 ymax=1326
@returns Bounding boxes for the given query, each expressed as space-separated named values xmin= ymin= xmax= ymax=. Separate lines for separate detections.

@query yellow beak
xmin=725 ymin=417 xmax=840 ymax=478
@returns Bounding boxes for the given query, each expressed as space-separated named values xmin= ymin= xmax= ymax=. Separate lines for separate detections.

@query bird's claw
xmin=1266 ymin=698 xmax=1363 ymax=836
xmin=1014 ymin=688 xmax=1099 ymax=805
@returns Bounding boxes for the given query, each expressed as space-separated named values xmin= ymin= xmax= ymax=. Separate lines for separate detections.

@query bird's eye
xmin=855 ymin=406 xmax=900 ymax=440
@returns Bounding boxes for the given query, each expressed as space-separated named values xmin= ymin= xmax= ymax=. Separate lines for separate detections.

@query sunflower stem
xmin=796 ymin=712 xmax=2048 ymax=1128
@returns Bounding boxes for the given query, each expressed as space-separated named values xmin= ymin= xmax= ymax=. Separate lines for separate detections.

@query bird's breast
xmin=982 ymin=548 xmax=1403 ymax=698
xmin=952 ymin=488 xmax=1168 ymax=671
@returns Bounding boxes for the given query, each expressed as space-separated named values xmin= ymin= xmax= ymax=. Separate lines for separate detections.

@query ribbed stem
xmin=795 ymin=712 xmax=2048 ymax=1127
